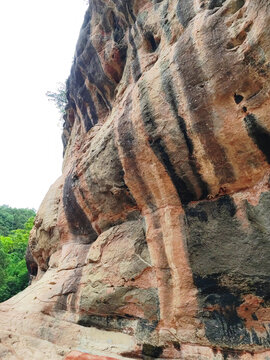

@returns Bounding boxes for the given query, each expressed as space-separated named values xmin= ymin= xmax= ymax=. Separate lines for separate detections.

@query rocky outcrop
xmin=1 ymin=0 xmax=270 ymax=359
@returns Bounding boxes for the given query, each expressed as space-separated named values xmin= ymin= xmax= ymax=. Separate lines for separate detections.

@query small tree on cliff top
xmin=46 ymin=82 xmax=67 ymax=119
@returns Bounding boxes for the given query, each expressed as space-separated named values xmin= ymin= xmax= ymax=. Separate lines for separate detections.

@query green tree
xmin=0 ymin=205 xmax=35 ymax=236
xmin=0 ymin=216 xmax=35 ymax=302
xmin=0 ymin=244 xmax=8 ymax=287
xmin=46 ymin=82 xmax=67 ymax=117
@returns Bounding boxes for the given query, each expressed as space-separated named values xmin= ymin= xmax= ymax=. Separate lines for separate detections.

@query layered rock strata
xmin=1 ymin=0 xmax=270 ymax=359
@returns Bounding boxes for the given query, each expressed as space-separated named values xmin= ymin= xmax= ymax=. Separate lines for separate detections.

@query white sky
xmin=0 ymin=0 xmax=87 ymax=210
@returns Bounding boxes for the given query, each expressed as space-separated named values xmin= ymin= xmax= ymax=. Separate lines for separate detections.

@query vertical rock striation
xmin=1 ymin=0 xmax=270 ymax=359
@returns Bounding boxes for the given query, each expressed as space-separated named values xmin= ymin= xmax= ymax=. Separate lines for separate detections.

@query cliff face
xmin=1 ymin=0 xmax=270 ymax=359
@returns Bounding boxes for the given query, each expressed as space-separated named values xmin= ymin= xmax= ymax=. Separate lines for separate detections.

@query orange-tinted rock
xmin=64 ymin=351 xmax=119 ymax=360
xmin=1 ymin=0 xmax=270 ymax=358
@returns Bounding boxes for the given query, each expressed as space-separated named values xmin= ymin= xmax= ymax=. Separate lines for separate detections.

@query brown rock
xmin=1 ymin=0 xmax=270 ymax=358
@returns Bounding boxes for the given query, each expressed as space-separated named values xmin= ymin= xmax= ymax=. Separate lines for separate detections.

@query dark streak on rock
xmin=71 ymin=66 xmax=85 ymax=89
xmin=76 ymin=8 xmax=92 ymax=58
xmin=111 ymin=12 xmax=125 ymax=43
xmin=129 ymin=28 xmax=142 ymax=82
xmin=174 ymin=35 xmax=235 ymax=185
xmin=117 ymin=98 xmax=157 ymax=213
xmin=63 ymin=173 xmax=98 ymax=242
xmin=117 ymin=99 xmax=173 ymax=316
xmin=244 ymin=113 xmax=270 ymax=164
xmin=139 ymin=81 xmax=197 ymax=204
xmin=160 ymin=62 xmax=209 ymax=199
xmin=152 ymin=137 xmax=195 ymax=204
xmin=125 ymin=0 xmax=136 ymax=23
xmin=186 ymin=193 xmax=270 ymax=346
xmin=176 ymin=0 xmax=196 ymax=28
xmin=77 ymin=40 xmax=114 ymax=105
xmin=160 ymin=1 xmax=171 ymax=40
xmin=111 ymin=0 xmax=136 ymax=24
xmin=78 ymin=85 xmax=98 ymax=131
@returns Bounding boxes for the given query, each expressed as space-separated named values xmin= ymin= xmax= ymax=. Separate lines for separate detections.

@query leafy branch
xmin=46 ymin=82 xmax=68 ymax=118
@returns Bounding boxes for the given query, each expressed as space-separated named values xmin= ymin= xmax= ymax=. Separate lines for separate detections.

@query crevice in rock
xmin=234 ymin=93 xmax=244 ymax=104
xmin=208 ymin=0 xmax=226 ymax=10
xmin=143 ymin=32 xmax=160 ymax=52
xmin=142 ymin=344 xmax=164 ymax=358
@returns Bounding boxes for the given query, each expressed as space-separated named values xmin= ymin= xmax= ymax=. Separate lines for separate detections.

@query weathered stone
xmin=1 ymin=0 xmax=270 ymax=358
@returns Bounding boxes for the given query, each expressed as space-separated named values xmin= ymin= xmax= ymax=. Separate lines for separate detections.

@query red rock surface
xmin=64 ymin=351 xmax=119 ymax=360
xmin=1 ymin=0 xmax=270 ymax=359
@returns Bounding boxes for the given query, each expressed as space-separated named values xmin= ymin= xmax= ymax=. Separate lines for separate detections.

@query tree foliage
xmin=46 ymin=82 xmax=67 ymax=117
xmin=0 ymin=205 xmax=35 ymax=236
xmin=0 ymin=214 xmax=35 ymax=303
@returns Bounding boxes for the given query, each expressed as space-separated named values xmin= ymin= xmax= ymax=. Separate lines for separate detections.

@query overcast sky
xmin=0 ymin=1 xmax=87 ymax=210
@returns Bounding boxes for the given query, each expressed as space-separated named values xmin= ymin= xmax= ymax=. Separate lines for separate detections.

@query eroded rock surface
xmin=1 ymin=0 xmax=270 ymax=359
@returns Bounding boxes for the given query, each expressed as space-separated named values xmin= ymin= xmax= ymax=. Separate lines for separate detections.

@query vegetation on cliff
xmin=0 ymin=206 xmax=35 ymax=302
xmin=46 ymin=82 xmax=68 ymax=119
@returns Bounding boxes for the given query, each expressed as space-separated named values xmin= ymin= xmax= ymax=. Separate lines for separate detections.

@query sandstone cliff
xmin=1 ymin=0 xmax=270 ymax=359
